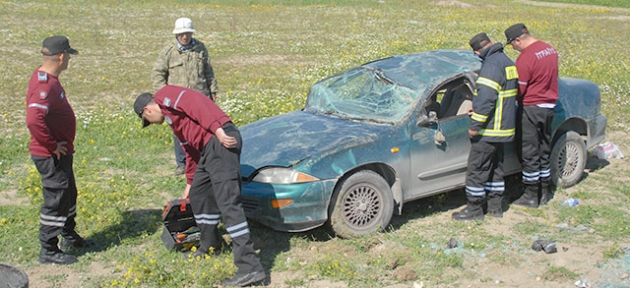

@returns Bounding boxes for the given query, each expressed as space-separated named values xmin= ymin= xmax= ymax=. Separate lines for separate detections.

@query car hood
xmin=240 ymin=111 xmax=386 ymax=178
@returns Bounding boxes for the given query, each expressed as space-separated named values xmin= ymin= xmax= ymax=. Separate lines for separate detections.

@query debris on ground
xmin=592 ymin=141 xmax=624 ymax=159
xmin=532 ymin=240 xmax=557 ymax=254
xmin=447 ymin=237 xmax=458 ymax=249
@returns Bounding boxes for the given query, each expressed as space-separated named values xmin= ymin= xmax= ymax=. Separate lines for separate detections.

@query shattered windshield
xmin=304 ymin=67 xmax=417 ymax=123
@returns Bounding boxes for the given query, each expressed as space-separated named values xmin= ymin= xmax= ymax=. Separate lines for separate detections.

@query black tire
xmin=550 ymin=131 xmax=587 ymax=188
xmin=328 ymin=170 xmax=394 ymax=238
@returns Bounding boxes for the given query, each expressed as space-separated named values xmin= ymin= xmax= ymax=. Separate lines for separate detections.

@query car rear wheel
xmin=551 ymin=131 xmax=587 ymax=188
xmin=328 ymin=170 xmax=394 ymax=238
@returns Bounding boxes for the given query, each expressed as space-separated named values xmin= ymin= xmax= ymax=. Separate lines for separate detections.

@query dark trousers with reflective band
xmin=519 ymin=105 xmax=554 ymax=185
xmin=465 ymin=141 xmax=505 ymax=201
xmin=32 ymin=155 xmax=78 ymax=251
xmin=189 ymin=123 xmax=263 ymax=274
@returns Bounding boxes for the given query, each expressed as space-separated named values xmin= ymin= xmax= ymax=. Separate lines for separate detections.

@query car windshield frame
xmin=304 ymin=67 xmax=419 ymax=124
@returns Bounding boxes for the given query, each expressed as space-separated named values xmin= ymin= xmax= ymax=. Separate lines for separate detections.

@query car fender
xmin=324 ymin=162 xmax=400 ymax=218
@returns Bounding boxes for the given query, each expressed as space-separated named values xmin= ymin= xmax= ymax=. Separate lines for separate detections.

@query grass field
xmin=533 ymin=0 xmax=630 ymax=8
xmin=1 ymin=0 xmax=629 ymax=287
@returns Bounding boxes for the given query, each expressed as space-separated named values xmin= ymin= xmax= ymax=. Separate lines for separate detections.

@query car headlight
xmin=252 ymin=167 xmax=319 ymax=184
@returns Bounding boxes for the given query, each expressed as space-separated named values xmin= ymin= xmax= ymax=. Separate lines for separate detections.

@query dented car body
xmin=239 ymin=50 xmax=607 ymax=238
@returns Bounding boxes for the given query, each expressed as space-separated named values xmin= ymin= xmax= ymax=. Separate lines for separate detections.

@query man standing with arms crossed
xmin=152 ymin=17 xmax=219 ymax=175
xmin=26 ymin=36 xmax=92 ymax=265
xmin=452 ymin=33 xmax=518 ymax=221
xmin=505 ymin=23 xmax=559 ymax=208
xmin=134 ymin=86 xmax=265 ymax=287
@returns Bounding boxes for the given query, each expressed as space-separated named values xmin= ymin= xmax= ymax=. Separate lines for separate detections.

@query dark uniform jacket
xmin=470 ymin=43 xmax=518 ymax=143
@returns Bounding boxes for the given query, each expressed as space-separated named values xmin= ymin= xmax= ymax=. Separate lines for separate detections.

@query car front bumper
xmin=241 ymin=179 xmax=337 ymax=232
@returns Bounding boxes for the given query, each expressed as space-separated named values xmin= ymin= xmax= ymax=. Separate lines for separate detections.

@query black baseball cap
xmin=41 ymin=36 xmax=78 ymax=56
xmin=133 ymin=93 xmax=153 ymax=128
xmin=469 ymin=32 xmax=491 ymax=51
xmin=504 ymin=23 xmax=528 ymax=44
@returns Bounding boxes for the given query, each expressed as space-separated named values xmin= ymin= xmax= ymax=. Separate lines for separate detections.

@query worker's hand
xmin=182 ymin=184 xmax=191 ymax=199
xmin=468 ymin=129 xmax=478 ymax=137
xmin=52 ymin=141 xmax=68 ymax=160
xmin=467 ymin=108 xmax=473 ymax=116
xmin=215 ymin=127 xmax=237 ymax=149
xmin=211 ymin=93 xmax=217 ymax=102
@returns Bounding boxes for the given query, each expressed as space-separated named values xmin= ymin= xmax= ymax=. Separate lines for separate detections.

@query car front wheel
xmin=328 ymin=170 xmax=394 ymax=238
xmin=550 ymin=131 xmax=587 ymax=188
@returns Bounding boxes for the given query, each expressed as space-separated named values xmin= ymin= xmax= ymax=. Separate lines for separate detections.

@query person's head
xmin=41 ymin=36 xmax=78 ymax=73
xmin=172 ymin=17 xmax=195 ymax=46
xmin=504 ymin=23 xmax=534 ymax=52
xmin=469 ymin=32 xmax=494 ymax=55
xmin=133 ymin=93 xmax=164 ymax=127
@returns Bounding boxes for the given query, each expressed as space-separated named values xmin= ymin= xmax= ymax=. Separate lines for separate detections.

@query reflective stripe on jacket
xmin=470 ymin=43 xmax=517 ymax=143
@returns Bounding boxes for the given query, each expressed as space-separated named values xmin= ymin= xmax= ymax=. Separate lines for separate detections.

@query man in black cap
xmin=133 ymin=86 xmax=265 ymax=287
xmin=504 ymin=23 xmax=559 ymax=208
xmin=26 ymin=35 xmax=93 ymax=265
xmin=452 ymin=33 xmax=517 ymax=221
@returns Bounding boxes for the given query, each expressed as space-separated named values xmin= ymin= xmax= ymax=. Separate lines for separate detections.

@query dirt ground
xmin=16 ymin=132 xmax=628 ymax=288
xmin=5 ymin=1 xmax=629 ymax=287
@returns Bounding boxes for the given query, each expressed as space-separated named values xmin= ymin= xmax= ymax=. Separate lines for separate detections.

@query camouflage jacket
xmin=151 ymin=38 xmax=218 ymax=97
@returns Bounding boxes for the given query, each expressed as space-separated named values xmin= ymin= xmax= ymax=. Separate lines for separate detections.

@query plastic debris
xmin=447 ymin=237 xmax=458 ymax=249
xmin=575 ymin=279 xmax=591 ymax=287
xmin=555 ymin=223 xmax=588 ymax=231
xmin=592 ymin=141 xmax=624 ymax=160
xmin=532 ymin=240 xmax=557 ymax=254
xmin=561 ymin=198 xmax=579 ymax=207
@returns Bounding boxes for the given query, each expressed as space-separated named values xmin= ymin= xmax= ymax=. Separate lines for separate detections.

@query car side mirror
xmin=416 ymin=111 xmax=438 ymax=127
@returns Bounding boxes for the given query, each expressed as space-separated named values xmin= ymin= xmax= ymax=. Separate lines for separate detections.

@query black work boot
xmin=221 ymin=270 xmax=266 ymax=287
xmin=539 ymin=180 xmax=554 ymax=206
xmin=60 ymin=232 xmax=94 ymax=251
xmin=512 ymin=184 xmax=539 ymax=208
xmin=486 ymin=196 xmax=503 ymax=218
xmin=452 ymin=201 xmax=484 ymax=221
xmin=39 ymin=248 xmax=77 ymax=265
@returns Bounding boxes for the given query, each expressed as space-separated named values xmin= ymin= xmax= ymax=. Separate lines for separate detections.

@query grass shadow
xmin=585 ymin=154 xmax=610 ymax=172
xmin=248 ymin=220 xmax=333 ymax=276
xmin=389 ymin=174 xmax=524 ymax=231
xmin=388 ymin=188 xmax=468 ymax=231
xmin=70 ymin=209 xmax=162 ymax=256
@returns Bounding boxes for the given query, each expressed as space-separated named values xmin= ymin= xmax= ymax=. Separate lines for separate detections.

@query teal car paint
xmin=239 ymin=50 xmax=607 ymax=237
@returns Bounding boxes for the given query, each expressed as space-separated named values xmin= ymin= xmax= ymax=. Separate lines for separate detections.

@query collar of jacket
xmin=479 ymin=42 xmax=504 ymax=60
xmin=176 ymin=38 xmax=197 ymax=52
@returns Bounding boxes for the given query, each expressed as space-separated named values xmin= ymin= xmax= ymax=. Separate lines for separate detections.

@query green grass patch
xmin=542 ymin=265 xmax=580 ymax=282
xmin=1 ymin=0 xmax=630 ymax=286
xmin=532 ymin=0 xmax=630 ymax=8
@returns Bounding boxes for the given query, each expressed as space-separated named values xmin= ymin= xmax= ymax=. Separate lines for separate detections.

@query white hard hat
xmin=172 ymin=18 xmax=196 ymax=34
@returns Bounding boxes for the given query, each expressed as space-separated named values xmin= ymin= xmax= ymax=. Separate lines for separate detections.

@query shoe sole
xmin=243 ymin=272 xmax=266 ymax=286
xmin=223 ymin=271 xmax=266 ymax=287
xmin=38 ymin=258 xmax=77 ymax=265
xmin=512 ymin=203 xmax=539 ymax=208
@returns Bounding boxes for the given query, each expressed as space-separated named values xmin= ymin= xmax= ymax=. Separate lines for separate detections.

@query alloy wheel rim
xmin=342 ymin=185 xmax=382 ymax=228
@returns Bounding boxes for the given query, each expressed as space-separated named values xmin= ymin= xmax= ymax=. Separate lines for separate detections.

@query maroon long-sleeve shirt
xmin=515 ymin=40 xmax=559 ymax=107
xmin=154 ymin=85 xmax=232 ymax=184
xmin=26 ymin=69 xmax=76 ymax=157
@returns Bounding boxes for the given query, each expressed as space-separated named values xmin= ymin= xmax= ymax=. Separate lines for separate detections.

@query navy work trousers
xmin=32 ymin=155 xmax=78 ymax=252
xmin=519 ymin=105 xmax=554 ymax=185
xmin=188 ymin=123 xmax=263 ymax=275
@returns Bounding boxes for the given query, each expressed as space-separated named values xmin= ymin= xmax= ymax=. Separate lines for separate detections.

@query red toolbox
xmin=160 ymin=199 xmax=200 ymax=251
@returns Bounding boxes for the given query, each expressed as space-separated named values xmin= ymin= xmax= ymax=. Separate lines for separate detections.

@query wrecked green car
xmin=239 ymin=50 xmax=607 ymax=238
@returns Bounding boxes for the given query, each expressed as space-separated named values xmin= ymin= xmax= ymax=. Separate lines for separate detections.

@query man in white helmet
xmin=151 ymin=17 xmax=219 ymax=176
